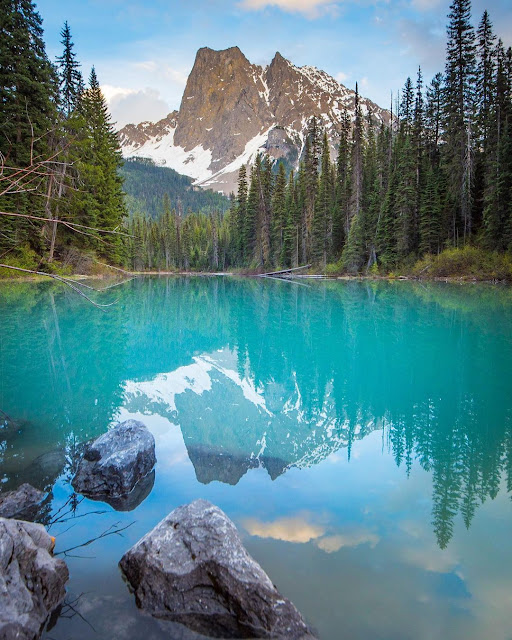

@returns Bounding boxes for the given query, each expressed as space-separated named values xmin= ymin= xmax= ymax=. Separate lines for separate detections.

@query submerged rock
xmin=0 ymin=518 xmax=69 ymax=640
xmin=119 ymin=499 xmax=316 ymax=639
xmin=72 ymin=420 xmax=156 ymax=502
xmin=0 ymin=483 xmax=45 ymax=521
xmin=102 ymin=469 xmax=155 ymax=512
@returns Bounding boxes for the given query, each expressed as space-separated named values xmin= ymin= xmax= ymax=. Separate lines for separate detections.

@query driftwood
xmin=0 ymin=264 xmax=119 ymax=309
xmin=258 ymin=264 xmax=312 ymax=278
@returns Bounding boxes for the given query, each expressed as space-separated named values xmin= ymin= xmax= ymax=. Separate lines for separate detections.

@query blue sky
xmin=37 ymin=0 xmax=512 ymax=128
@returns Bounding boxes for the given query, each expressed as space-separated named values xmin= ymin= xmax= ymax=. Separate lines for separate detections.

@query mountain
xmin=119 ymin=46 xmax=390 ymax=195
xmin=120 ymin=158 xmax=230 ymax=219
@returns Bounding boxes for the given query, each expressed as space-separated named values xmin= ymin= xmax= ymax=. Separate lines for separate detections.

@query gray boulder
xmin=0 ymin=483 xmax=45 ymax=521
xmin=119 ymin=499 xmax=316 ymax=639
xmin=72 ymin=420 xmax=156 ymax=502
xmin=0 ymin=518 xmax=69 ymax=640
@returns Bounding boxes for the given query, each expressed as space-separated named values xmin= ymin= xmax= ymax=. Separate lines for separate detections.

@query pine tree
xmin=244 ymin=160 xmax=259 ymax=264
xmin=443 ymin=0 xmax=477 ymax=243
xmin=483 ymin=41 xmax=512 ymax=249
xmin=400 ymin=77 xmax=415 ymax=134
xmin=282 ymin=170 xmax=299 ymax=267
xmin=333 ymin=110 xmax=351 ymax=255
xmin=394 ymin=135 xmax=417 ymax=260
xmin=0 ymin=0 xmax=58 ymax=252
xmin=312 ymin=133 xmax=333 ymax=266
xmin=72 ymin=67 xmax=127 ymax=263
xmin=271 ymin=161 xmax=287 ymax=265
xmin=258 ymin=155 xmax=273 ymax=267
xmin=419 ymin=165 xmax=443 ymax=254
xmin=235 ymin=164 xmax=248 ymax=265
xmin=348 ymin=83 xmax=363 ymax=234
xmin=56 ymin=21 xmax=82 ymax=117
xmin=425 ymin=73 xmax=444 ymax=160
xmin=476 ymin=11 xmax=496 ymax=152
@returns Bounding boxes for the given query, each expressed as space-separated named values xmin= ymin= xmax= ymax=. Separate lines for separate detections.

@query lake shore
xmin=1 ymin=270 xmax=510 ymax=285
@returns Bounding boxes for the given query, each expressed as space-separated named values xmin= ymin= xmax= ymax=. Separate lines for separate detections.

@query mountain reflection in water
xmin=1 ymin=276 xmax=511 ymax=555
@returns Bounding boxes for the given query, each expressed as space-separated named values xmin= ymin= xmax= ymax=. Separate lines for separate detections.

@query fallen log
xmin=258 ymin=264 xmax=311 ymax=278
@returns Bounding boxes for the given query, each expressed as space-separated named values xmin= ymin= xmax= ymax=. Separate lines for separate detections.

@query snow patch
xmin=122 ymin=127 xmax=213 ymax=183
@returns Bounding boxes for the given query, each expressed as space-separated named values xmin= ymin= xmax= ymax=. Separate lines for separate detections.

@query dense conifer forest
xmin=124 ymin=0 xmax=512 ymax=276
xmin=1 ymin=0 xmax=511 ymax=277
xmin=121 ymin=158 xmax=229 ymax=220
xmin=0 ymin=2 xmax=126 ymax=273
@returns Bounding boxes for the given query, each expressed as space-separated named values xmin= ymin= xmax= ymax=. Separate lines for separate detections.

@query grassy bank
xmin=323 ymin=247 xmax=512 ymax=282
xmin=2 ymin=246 xmax=512 ymax=283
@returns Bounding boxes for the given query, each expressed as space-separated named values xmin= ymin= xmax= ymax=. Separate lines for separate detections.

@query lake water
xmin=1 ymin=277 xmax=511 ymax=640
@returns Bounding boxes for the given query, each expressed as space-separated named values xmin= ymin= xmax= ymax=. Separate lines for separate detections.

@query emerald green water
xmin=1 ymin=277 xmax=511 ymax=639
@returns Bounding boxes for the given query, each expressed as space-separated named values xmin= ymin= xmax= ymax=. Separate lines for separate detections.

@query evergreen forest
xmin=1 ymin=0 xmax=512 ymax=277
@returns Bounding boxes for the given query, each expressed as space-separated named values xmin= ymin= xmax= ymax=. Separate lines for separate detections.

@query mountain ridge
xmin=119 ymin=46 xmax=390 ymax=195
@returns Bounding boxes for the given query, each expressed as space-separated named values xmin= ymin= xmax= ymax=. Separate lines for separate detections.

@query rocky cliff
xmin=119 ymin=46 xmax=389 ymax=195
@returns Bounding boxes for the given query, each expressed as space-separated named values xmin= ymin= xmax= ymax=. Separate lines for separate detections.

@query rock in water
xmin=72 ymin=420 xmax=156 ymax=501
xmin=119 ymin=499 xmax=315 ymax=639
xmin=0 ymin=483 xmax=45 ymax=520
xmin=0 ymin=518 xmax=69 ymax=640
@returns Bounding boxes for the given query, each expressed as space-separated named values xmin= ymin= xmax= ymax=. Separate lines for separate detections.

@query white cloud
xmin=336 ymin=71 xmax=350 ymax=83
xmin=102 ymin=86 xmax=171 ymax=129
xmin=242 ymin=515 xmax=326 ymax=543
xmin=316 ymin=530 xmax=380 ymax=553
xmin=239 ymin=0 xmax=340 ymax=18
xmin=133 ymin=61 xmax=188 ymax=87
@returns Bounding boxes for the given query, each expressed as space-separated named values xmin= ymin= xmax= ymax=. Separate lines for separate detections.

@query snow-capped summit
xmin=119 ymin=46 xmax=390 ymax=195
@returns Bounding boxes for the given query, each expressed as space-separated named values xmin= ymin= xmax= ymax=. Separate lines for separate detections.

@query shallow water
xmin=1 ymin=277 xmax=511 ymax=640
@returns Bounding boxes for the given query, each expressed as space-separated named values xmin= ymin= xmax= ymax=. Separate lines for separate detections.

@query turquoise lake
xmin=1 ymin=277 xmax=511 ymax=640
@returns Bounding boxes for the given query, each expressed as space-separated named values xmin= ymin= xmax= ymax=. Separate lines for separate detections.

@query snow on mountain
xmin=119 ymin=47 xmax=390 ymax=195
xmin=122 ymin=348 xmax=380 ymax=485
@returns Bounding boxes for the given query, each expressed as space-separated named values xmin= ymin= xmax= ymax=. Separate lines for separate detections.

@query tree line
xmin=0 ymin=1 xmax=126 ymax=271
xmin=2 ymin=0 xmax=511 ymax=276
xmin=130 ymin=0 xmax=512 ymax=274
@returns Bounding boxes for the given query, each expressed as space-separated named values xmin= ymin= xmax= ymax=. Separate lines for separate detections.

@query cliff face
xmin=119 ymin=47 xmax=389 ymax=195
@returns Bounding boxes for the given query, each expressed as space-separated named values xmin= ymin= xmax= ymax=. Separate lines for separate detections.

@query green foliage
xmin=120 ymin=158 xmax=230 ymax=219
xmin=0 ymin=0 xmax=58 ymax=252
xmin=412 ymin=246 xmax=512 ymax=280
xmin=2 ymin=0 xmax=512 ymax=278
xmin=0 ymin=245 xmax=40 ymax=278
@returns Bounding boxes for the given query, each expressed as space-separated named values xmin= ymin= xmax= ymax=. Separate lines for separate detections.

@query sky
xmin=37 ymin=0 xmax=512 ymax=129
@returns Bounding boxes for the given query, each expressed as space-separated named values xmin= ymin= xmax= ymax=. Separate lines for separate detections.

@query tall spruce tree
xmin=234 ymin=165 xmax=248 ymax=265
xmin=271 ymin=161 xmax=287 ymax=265
xmin=333 ymin=110 xmax=351 ymax=254
xmin=73 ymin=67 xmax=127 ymax=263
xmin=56 ymin=21 xmax=82 ymax=117
xmin=0 ymin=0 xmax=58 ymax=252
xmin=443 ymin=0 xmax=477 ymax=243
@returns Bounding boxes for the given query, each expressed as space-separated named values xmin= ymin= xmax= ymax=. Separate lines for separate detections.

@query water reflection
xmin=1 ymin=277 xmax=511 ymax=550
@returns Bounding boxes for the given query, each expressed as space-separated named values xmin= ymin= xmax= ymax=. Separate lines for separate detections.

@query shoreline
xmin=1 ymin=271 xmax=510 ymax=285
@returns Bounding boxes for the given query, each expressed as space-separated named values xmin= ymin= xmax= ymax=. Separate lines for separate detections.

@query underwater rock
xmin=0 ymin=483 xmax=45 ymax=521
xmin=0 ymin=518 xmax=69 ymax=640
xmin=100 ymin=469 xmax=155 ymax=512
xmin=119 ymin=499 xmax=316 ymax=639
xmin=72 ymin=420 xmax=156 ymax=503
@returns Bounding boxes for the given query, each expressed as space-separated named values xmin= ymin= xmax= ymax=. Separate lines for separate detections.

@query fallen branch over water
xmin=258 ymin=264 xmax=312 ymax=278
xmin=0 ymin=264 xmax=118 ymax=310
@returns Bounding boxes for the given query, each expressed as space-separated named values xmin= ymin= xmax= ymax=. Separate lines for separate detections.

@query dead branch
xmin=0 ymin=265 xmax=118 ymax=310
xmin=55 ymin=521 xmax=135 ymax=557
xmin=94 ymin=261 xmax=134 ymax=274
xmin=0 ymin=211 xmax=135 ymax=238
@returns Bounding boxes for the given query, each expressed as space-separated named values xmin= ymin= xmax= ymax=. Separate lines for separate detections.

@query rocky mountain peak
xmin=119 ymin=46 xmax=390 ymax=195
